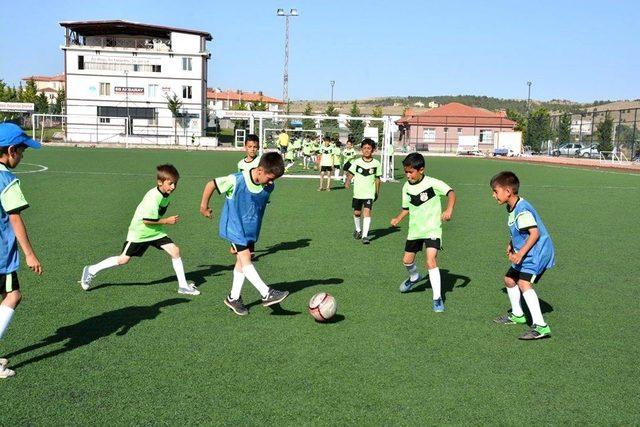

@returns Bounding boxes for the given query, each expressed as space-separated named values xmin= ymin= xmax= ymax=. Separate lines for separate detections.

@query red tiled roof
xmin=22 ymin=73 xmax=65 ymax=82
xmin=396 ymin=102 xmax=517 ymax=128
xmin=206 ymin=89 xmax=285 ymax=105
xmin=40 ymin=88 xmax=58 ymax=93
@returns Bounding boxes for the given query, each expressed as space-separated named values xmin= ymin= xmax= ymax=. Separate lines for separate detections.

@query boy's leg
xmin=161 ymin=243 xmax=199 ymax=295
xmin=353 ymin=208 xmax=362 ymax=239
xmin=0 ymin=286 xmax=21 ymax=378
xmin=236 ymin=249 xmax=288 ymax=306
xmin=400 ymin=251 xmax=420 ymax=292
xmin=224 ymin=256 xmax=248 ymax=316
xmin=426 ymin=248 xmax=444 ymax=312
xmin=361 ymin=206 xmax=372 ymax=243
xmin=494 ymin=268 xmax=527 ymax=324
xmin=517 ymin=279 xmax=551 ymax=339
xmin=318 ymin=172 xmax=324 ymax=190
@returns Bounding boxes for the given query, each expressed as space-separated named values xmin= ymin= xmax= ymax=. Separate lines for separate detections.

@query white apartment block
xmin=60 ymin=20 xmax=212 ymax=144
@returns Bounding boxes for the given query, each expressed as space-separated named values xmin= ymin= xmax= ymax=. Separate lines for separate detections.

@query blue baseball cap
xmin=0 ymin=123 xmax=41 ymax=149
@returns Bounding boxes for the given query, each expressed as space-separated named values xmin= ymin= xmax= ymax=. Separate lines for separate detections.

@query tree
xmin=322 ymin=103 xmax=339 ymax=138
xmin=371 ymin=105 xmax=384 ymax=143
xmin=595 ymin=114 xmax=613 ymax=152
xmin=35 ymin=92 xmax=49 ymax=114
xmin=347 ymin=101 xmax=364 ymax=143
xmin=526 ymin=108 xmax=552 ymax=152
xmin=53 ymin=88 xmax=65 ymax=114
xmin=557 ymin=112 xmax=572 ymax=144
xmin=166 ymin=93 xmax=182 ymax=144
xmin=21 ymin=79 xmax=38 ymax=104
xmin=252 ymin=97 xmax=267 ymax=111
xmin=506 ymin=108 xmax=526 ymax=133
xmin=615 ymin=123 xmax=635 ymax=150
xmin=302 ymin=103 xmax=315 ymax=130
xmin=230 ymin=101 xmax=248 ymax=130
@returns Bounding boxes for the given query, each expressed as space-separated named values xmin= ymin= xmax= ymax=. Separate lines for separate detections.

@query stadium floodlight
xmin=277 ymin=8 xmax=299 ymax=104
xmin=277 ymin=8 xmax=285 ymax=16
xmin=290 ymin=8 xmax=298 ymax=16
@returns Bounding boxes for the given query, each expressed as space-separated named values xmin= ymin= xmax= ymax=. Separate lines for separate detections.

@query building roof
xmin=396 ymin=102 xmax=517 ymax=127
xmin=59 ymin=20 xmax=213 ymax=41
xmin=207 ymin=89 xmax=285 ymax=105
xmin=22 ymin=73 xmax=65 ymax=82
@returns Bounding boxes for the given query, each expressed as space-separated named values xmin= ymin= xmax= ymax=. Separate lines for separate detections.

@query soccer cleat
xmin=261 ymin=289 xmax=289 ymax=307
xmin=80 ymin=266 xmax=95 ymax=291
xmin=353 ymin=230 xmax=362 ymax=240
xmin=519 ymin=324 xmax=551 ymax=340
xmin=0 ymin=366 xmax=15 ymax=379
xmin=399 ymin=275 xmax=422 ymax=293
xmin=0 ymin=358 xmax=7 ymax=369
xmin=432 ymin=297 xmax=445 ymax=312
xmin=493 ymin=312 xmax=527 ymax=325
xmin=178 ymin=283 xmax=200 ymax=296
xmin=224 ymin=296 xmax=249 ymax=316
xmin=361 ymin=236 xmax=371 ymax=244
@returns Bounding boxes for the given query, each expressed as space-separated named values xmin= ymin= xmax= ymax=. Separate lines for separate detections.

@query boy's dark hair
xmin=323 ymin=135 xmax=331 ymax=141
xmin=259 ymin=152 xmax=285 ymax=178
xmin=157 ymin=164 xmax=180 ymax=181
xmin=402 ymin=152 xmax=425 ymax=170
xmin=361 ymin=138 xmax=376 ymax=149
xmin=0 ymin=143 xmax=28 ymax=155
xmin=490 ymin=171 xmax=520 ymax=193
xmin=246 ymin=134 xmax=259 ymax=144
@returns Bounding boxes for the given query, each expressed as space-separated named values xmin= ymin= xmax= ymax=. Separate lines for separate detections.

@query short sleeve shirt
xmin=237 ymin=155 xmax=261 ymax=173
xmin=401 ymin=176 xmax=452 ymax=240
xmin=348 ymin=157 xmax=382 ymax=200
xmin=0 ymin=180 xmax=28 ymax=214
xmin=126 ymin=187 xmax=171 ymax=242
xmin=319 ymin=145 xmax=334 ymax=167
xmin=0 ymin=165 xmax=29 ymax=274
xmin=277 ymin=132 xmax=290 ymax=147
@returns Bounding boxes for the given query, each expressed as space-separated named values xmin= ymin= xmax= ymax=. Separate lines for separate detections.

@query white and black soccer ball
xmin=308 ymin=292 xmax=337 ymax=322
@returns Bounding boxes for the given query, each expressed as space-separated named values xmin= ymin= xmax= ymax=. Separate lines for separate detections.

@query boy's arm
xmin=441 ymin=190 xmax=456 ymax=221
xmin=142 ymin=216 xmax=179 ymax=226
xmin=199 ymin=180 xmax=218 ymax=218
xmin=509 ymin=227 xmax=540 ymax=265
xmin=9 ymin=214 xmax=42 ymax=275
xmin=390 ymin=209 xmax=409 ymax=227
xmin=375 ymin=177 xmax=381 ymax=201
xmin=344 ymin=172 xmax=354 ymax=189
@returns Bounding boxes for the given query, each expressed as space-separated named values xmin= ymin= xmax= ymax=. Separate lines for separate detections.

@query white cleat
xmin=0 ymin=358 xmax=7 ymax=369
xmin=0 ymin=366 xmax=15 ymax=379
xmin=80 ymin=266 xmax=95 ymax=291
xmin=178 ymin=283 xmax=200 ymax=296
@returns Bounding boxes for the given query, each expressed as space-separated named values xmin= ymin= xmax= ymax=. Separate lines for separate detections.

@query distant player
xmin=237 ymin=134 xmax=261 ymax=172
xmin=200 ymin=152 xmax=289 ymax=316
xmin=332 ymin=139 xmax=342 ymax=179
xmin=341 ymin=138 xmax=356 ymax=182
xmin=302 ymin=136 xmax=313 ymax=169
xmin=390 ymin=153 xmax=455 ymax=312
xmin=318 ymin=136 xmax=334 ymax=191
xmin=0 ymin=123 xmax=43 ymax=379
xmin=345 ymin=138 xmax=382 ymax=244
xmin=490 ymin=171 xmax=555 ymax=340
xmin=277 ymin=129 xmax=289 ymax=155
xmin=80 ymin=164 xmax=200 ymax=296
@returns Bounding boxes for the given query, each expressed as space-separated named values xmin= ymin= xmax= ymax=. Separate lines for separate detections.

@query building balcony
xmin=66 ymin=36 xmax=172 ymax=51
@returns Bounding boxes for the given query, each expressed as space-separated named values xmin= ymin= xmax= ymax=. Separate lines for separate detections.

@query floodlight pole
xmin=278 ymin=8 xmax=298 ymax=104
xmin=526 ymin=81 xmax=532 ymax=151
xmin=330 ymin=80 xmax=335 ymax=104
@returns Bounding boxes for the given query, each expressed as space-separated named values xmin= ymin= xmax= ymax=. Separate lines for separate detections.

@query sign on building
xmin=0 ymin=102 xmax=35 ymax=112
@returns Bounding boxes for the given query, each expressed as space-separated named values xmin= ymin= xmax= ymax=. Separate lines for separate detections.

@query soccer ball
xmin=308 ymin=292 xmax=337 ymax=322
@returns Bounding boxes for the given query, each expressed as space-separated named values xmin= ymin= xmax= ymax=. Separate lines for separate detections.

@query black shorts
xmin=343 ymin=161 xmax=352 ymax=171
xmin=231 ymin=242 xmax=255 ymax=253
xmin=505 ymin=267 xmax=546 ymax=284
xmin=121 ymin=236 xmax=173 ymax=257
xmin=404 ymin=238 xmax=442 ymax=253
xmin=320 ymin=166 xmax=333 ymax=172
xmin=352 ymin=198 xmax=373 ymax=211
xmin=0 ymin=272 xmax=20 ymax=293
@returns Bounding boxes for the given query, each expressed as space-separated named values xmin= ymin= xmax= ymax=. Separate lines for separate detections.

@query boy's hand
xmin=506 ymin=242 xmax=514 ymax=256
xmin=26 ymin=253 xmax=42 ymax=275
xmin=441 ymin=209 xmax=453 ymax=221
xmin=390 ymin=217 xmax=401 ymax=227
xmin=164 ymin=215 xmax=180 ymax=225
xmin=374 ymin=192 xmax=379 ymax=202
xmin=508 ymin=251 xmax=523 ymax=265
xmin=200 ymin=206 xmax=213 ymax=218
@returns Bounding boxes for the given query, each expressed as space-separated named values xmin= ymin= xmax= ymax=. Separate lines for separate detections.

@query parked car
xmin=492 ymin=147 xmax=518 ymax=157
xmin=578 ymin=144 xmax=600 ymax=158
xmin=552 ymin=143 xmax=583 ymax=156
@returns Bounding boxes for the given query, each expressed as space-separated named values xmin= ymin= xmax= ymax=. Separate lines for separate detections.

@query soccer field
xmin=3 ymin=147 xmax=639 ymax=424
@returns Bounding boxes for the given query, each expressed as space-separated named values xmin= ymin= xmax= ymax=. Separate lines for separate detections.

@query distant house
xmin=207 ymin=89 xmax=285 ymax=113
xmin=396 ymin=102 xmax=518 ymax=153
xmin=21 ymin=73 xmax=65 ymax=103
xmin=428 ymin=101 xmax=439 ymax=108
xmin=413 ymin=101 xmax=425 ymax=108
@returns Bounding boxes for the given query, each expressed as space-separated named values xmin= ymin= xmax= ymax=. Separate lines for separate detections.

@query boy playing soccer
xmin=341 ymin=139 xmax=356 ymax=182
xmin=237 ymin=134 xmax=261 ymax=173
xmin=490 ymin=171 xmax=555 ymax=340
xmin=0 ymin=123 xmax=43 ymax=378
xmin=80 ymin=164 xmax=199 ymax=296
xmin=390 ymin=153 xmax=455 ymax=312
xmin=199 ymin=152 xmax=289 ymax=316
xmin=318 ymin=136 xmax=334 ymax=191
xmin=345 ymin=138 xmax=382 ymax=244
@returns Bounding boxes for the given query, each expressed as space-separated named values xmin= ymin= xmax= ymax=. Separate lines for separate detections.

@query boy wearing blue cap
xmin=0 ymin=123 xmax=43 ymax=378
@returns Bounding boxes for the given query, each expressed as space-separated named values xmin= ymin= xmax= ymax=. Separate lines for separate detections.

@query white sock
xmin=242 ymin=264 xmax=269 ymax=298
xmin=428 ymin=267 xmax=442 ymax=300
xmin=171 ymin=258 xmax=189 ymax=288
xmin=506 ymin=286 xmax=524 ymax=316
xmin=88 ymin=256 xmax=119 ymax=275
xmin=354 ymin=216 xmax=361 ymax=232
xmin=0 ymin=304 xmax=15 ymax=339
xmin=229 ymin=269 xmax=245 ymax=300
xmin=523 ymin=289 xmax=546 ymax=326
xmin=362 ymin=217 xmax=371 ymax=237
xmin=404 ymin=263 xmax=419 ymax=282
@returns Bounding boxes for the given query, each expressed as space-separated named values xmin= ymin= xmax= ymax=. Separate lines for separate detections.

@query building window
xmin=182 ymin=57 xmax=192 ymax=71
xmin=182 ymin=86 xmax=192 ymax=99
xmin=479 ymin=129 xmax=493 ymax=143
xmin=152 ymin=65 xmax=161 ymax=72
xmin=99 ymin=117 xmax=111 ymax=124
xmin=78 ymin=55 xmax=85 ymax=70
xmin=133 ymin=64 xmax=140 ymax=72
xmin=457 ymin=127 xmax=463 ymax=134
xmin=444 ymin=127 xmax=449 ymax=133
xmin=148 ymin=84 xmax=158 ymax=98
xmin=99 ymin=82 xmax=110 ymax=96
xmin=423 ymin=128 xmax=436 ymax=142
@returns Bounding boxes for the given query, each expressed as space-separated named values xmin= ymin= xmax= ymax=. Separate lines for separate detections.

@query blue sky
xmin=1 ymin=0 xmax=638 ymax=102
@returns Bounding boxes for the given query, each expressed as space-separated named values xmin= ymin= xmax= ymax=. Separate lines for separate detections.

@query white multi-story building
xmin=60 ymin=20 xmax=212 ymax=144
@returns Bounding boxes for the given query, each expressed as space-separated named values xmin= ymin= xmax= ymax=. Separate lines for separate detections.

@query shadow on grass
xmin=315 ymin=314 xmax=346 ymax=324
xmin=500 ymin=288 xmax=554 ymax=322
xmin=5 ymin=298 xmax=190 ymax=369
xmin=369 ymin=226 xmax=401 ymax=241
xmin=245 ymin=277 xmax=344 ymax=310
xmin=91 ymin=264 xmax=234 ymax=290
xmin=410 ymin=269 xmax=471 ymax=301
xmin=253 ymin=238 xmax=312 ymax=262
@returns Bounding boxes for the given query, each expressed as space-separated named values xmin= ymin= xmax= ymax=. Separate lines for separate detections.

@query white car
xmin=552 ymin=143 xmax=583 ymax=156
xmin=578 ymin=144 xmax=600 ymax=158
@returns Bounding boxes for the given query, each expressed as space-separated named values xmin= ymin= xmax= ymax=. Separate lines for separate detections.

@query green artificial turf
xmin=2 ymin=147 xmax=639 ymax=424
